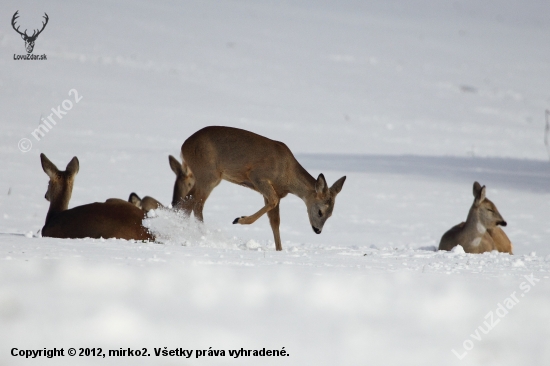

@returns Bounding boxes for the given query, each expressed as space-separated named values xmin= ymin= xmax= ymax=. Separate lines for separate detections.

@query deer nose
xmin=312 ymin=226 xmax=321 ymax=234
xmin=498 ymin=221 xmax=507 ymax=227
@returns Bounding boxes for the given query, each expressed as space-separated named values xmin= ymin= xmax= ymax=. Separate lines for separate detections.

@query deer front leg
xmin=232 ymin=180 xmax=279 ymax=226
xmin=178 ymin=188 xmax=195 ymax=216
xmin=265 ymin=198 xmax=282 ymax=251
xmin=174 ymin=183 xmax=196 ymax=217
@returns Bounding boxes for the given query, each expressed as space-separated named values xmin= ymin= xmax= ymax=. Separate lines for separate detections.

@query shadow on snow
xmin=297 ymin=154 xmax=550 ymax=193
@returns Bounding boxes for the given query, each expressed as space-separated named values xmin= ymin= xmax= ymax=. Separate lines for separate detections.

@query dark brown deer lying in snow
xmin=40 ymin=153 xmax=153 ymax=241
xmin=439 ymin=182 xmax=513 ymax=254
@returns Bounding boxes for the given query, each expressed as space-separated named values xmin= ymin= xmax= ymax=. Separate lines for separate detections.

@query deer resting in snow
xmin=439 ymin=182 xmax=513 ymax=254
xmin=180 ymin=126 xmax=346 ymax=251
xmin=40 ymin=153 xmax=154 ymax=241
xmin=129 ymin=155 xmax=195 ymax=212
xmin=128 ymin=192 xmax=162 ymax=213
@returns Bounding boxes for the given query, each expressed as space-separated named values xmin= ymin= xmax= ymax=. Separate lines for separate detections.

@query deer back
xmin=182 ymin=126 xmax=302 ymax=191
xmin=42 ymin=200 xmax=153 ymax=241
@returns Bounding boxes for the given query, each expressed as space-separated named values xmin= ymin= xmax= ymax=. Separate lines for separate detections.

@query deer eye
xmin=318 ymin=209 xmax=323 ymax=217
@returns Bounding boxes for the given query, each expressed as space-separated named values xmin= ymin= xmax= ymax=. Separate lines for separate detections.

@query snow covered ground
xmin=1 ymin=0 xmax=550 ymax=365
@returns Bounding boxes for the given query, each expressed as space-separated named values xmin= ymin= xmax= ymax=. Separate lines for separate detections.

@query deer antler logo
xmin=11 ymin=11 xmax=49 ymax=54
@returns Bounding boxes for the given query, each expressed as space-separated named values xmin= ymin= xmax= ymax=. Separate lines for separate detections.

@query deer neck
xmin=288 ymin=162 xmax=317 ymax=202
xmin=463 ymin=206 xmax=487 ymax=244
xmin=45 ymin=189 xmax=72 ymax=223
xmin=172 ymin=180 xmax=182 ymax=207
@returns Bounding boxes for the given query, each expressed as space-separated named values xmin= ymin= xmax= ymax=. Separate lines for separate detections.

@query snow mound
xmin=245 ymin=239 xmax=262 ymax=250
xmin=513 ymin=259 xmax=526 ymax=267
xmin=142 ymin=208 xmax=269 ymax=251
xmin=143 ymin=208 xmax=242 ymax=249
xmin=451 ymin=245 xmax=466 ymax=254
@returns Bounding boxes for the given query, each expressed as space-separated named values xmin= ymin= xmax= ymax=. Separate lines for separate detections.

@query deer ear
xmin=473 ymin=182 xmax=482 ymax=198
xmin=128 ymin=192 xmax=142 ymax=207
xmin=315 ymin=174 xmax=328 ymax=195
xmin=65 ymin=157 xmax=79 ymax=176
xmin=20 ymin=34 xmax=26 ymax=40
xmin=169 ymin=155 xmax=182 ymax=175
xmin=330 ymin=176 xmax=346 ymax=195
xmin=474 ymin=185 xmax=486 ymax=205
xmin=40 ymin=153 xmax=59 ymax=178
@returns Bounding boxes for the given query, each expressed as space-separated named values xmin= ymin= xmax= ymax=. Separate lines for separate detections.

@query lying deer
xmin=128 ymin=155 xmax=195 ymax=212
xmin=439 ymin=182 xmax=513 ymax=254
xmin=128 ymin=193 xmax=162 ymax=212
xmin=180 ymin=126 xmax=346 ymax=251
xmin=40 ymin=153 xmax=154 ymax=241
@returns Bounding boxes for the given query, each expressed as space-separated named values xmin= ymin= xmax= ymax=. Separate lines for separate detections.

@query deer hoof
xmin=233 ymin=216 xmax=246 ymax=224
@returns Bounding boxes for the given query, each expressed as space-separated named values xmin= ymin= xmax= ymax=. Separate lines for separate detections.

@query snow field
xmin=2 ymin=0 xmax=550 ymax=364
xmin=1 ymin=248 xmax=550 ymax=366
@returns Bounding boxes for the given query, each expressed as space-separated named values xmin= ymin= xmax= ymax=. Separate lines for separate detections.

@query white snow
xmin=451 ymin=245 xmax=466 ymax=254
xmin=1 ymin=0 xmax=550 ymax=365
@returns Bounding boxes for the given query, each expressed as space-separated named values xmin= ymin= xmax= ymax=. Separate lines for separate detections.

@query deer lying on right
xmin=128 ymin=155 xmax=195 ymax=212
xmin=439 ymin=182 xmax=513 ymax=254
xmin=40 ymin=153 xmax=154 ymax=241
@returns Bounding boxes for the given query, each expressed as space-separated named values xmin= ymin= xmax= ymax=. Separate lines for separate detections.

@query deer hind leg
xmin=233 ymin=179 xmax=279 ymax=226
xmin=264 ymin=197 xmax=282 ymax=251
xmin=488 ymin=227 xmax=513 ymax=254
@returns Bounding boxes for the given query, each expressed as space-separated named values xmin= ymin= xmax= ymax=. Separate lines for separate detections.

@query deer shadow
xmin=297 ymin=154 xmax=550 ymax=193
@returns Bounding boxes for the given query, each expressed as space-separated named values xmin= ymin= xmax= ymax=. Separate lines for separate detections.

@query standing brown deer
xmin=180 ymin=126 xmax=346 ymax=251
xmin=438 ymin=182 xmax=513 ymax=254
xmin=128 ymin=155 xmax=195 ymax=212
xmin=40 ymin=153 xmax=154 ymax=241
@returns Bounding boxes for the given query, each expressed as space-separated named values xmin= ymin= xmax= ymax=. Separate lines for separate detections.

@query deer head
xmin=471 ymin=181 xmax=507 ymax=229
xmin=40 ymin=153 xmax=79 ymax=222
xmin=12 ymin=11 xmax=49 ymax=54
xmin=306 ymin=174 xmax=346 ymax=234
xmin=169 ymin=155 xmax=195 ymax=208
